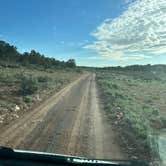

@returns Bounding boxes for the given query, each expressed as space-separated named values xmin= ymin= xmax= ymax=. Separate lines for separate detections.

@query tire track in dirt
xmin=0 ymin=74 xmax=88 ymax=148
xmin=67 ymin=75 xmax=91 ymax=156
xmin=18 ymin=76 xmax=89 ymax=153
xmin=0 ymin=73 xmax=126 ymax=160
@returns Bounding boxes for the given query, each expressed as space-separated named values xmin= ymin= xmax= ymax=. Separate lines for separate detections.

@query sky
xmin=0 ymin=0 xmax=166 ymax=67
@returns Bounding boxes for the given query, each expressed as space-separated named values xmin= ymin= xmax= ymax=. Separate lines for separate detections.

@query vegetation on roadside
xmin=96 ymin=65 xmax=166 ymax=160
xmin=0 ymin=40 xmax=82 ymax=125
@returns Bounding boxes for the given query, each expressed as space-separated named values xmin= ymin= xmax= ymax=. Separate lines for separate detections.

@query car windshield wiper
xmin=0 ymin=147 xmax=148 ymax=166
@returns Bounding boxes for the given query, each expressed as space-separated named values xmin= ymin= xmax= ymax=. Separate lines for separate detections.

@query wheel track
xmin=0 ymin=73 xmax=126 ymax=160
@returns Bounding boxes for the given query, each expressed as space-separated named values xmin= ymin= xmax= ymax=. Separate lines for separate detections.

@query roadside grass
xmin=96 ymin=70 xmax=166 ymax=160
xmin=0 ymin=66 xmax=82 ymax=124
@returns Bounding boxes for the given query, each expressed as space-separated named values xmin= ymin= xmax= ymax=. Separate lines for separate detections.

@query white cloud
xmin=84 ymin=0 xmax=166 ymax=61
xmin=87 ymin=56 xmax=107 ymax=60
xmin=123 ymin=0 xmax=135 ymax=5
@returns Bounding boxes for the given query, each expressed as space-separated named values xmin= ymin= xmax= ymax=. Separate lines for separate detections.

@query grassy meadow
xmin=96 ymin=68 xmax=166 ymax=160
xmin=0 ymin=66 xmax=82 ymax=125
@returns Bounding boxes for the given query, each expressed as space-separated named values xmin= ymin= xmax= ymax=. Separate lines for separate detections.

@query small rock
xmin=114 ymin=121 xmax=118 ymax=125
xmin=119 ymin=112 xmax=123 ymax=117
xmin=0 ymin=116 xmax=4 ymax=121
xmin=15 ymin=105 xmax=20 ymax=112
xmin=131 ymin=156 xmax=138 ymax=160
xmin=36 ymin=94 xmax=41 ymax=101
xmin=22 ymin=103 xmax=28 ymax=110
xmin=12 ymin=114 xmax=19 ymax=118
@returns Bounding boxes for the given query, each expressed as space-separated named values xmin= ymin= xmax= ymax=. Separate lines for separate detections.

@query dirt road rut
xmin=0 ymin=74 xmax=125 ymax=159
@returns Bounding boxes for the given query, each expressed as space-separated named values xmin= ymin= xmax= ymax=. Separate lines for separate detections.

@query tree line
xmin=0 ymin=40 xmax=76 ymax=69
xmin=95 ymin=64 xmax=166 ymax=72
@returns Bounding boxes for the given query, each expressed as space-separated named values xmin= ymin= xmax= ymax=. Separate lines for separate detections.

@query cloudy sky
xmin=0 ymin=0 xmax=166 ymax=66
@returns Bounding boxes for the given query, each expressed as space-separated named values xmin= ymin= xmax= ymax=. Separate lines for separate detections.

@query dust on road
xmin=0 ymin=74 xmax=125 ymax=159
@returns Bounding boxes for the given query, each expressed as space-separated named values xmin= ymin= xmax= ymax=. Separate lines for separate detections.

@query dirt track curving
xmin=0 ymin=74 xmax=125 ymax=159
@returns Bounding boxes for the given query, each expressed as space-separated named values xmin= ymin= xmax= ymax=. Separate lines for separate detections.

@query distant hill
xmin=99 ymin=64 xmax=166 ymax=72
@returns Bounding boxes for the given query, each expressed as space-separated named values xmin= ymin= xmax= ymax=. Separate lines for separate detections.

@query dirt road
xmin=0 ymin=74 xmax=125 ymax=159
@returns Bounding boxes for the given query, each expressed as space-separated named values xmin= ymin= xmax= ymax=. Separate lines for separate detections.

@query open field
xmin=0 ymin=66 xmax=82 ymax=125
xmin=96 ymin=69 xmax=166 ymax=161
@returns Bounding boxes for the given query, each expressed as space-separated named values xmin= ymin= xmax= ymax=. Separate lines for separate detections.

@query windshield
xmin=0 ymin=0 xmax=166 ymax=165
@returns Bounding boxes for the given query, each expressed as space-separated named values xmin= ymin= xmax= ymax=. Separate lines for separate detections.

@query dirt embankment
xmin=0 ymin=74 xmax=126 ymax=159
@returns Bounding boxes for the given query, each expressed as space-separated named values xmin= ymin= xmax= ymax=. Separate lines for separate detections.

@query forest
xmin=0 ymin=40 xmax=76 ymax=69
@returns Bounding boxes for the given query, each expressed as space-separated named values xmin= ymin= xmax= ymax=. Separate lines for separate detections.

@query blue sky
xmin=0 ymin=0 xmax=166 ymax=66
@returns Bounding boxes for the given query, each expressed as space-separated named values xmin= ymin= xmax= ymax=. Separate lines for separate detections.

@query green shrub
xmin=0 ymin=74 xmax=7 ymax=82
xmin=159 ymin=116 xmax=166 ymax=128
xmin=24 ymin=96 xmax=33 ymax=103
xmin=20 ymin=75 xmax=38 ymax=95
xmin=76 ymin=68 xmax=82 ymax=73
xmin=112 ymin=83 xmax=118 ymax=89
xmin=0 ymin=74 xmax=16 ymax=83
xmin=14 ymin=72 xmax=25 ymax=81
xmin=37 ymin=76 xmax=51 ymax=82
